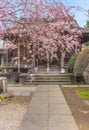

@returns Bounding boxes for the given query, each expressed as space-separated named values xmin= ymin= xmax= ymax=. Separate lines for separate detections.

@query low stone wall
xmin=19 ymin=73 xmax=29 ymax=84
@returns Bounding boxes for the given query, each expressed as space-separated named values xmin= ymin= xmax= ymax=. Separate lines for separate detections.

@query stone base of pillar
xmin=60 ymin=68 xmax=65 ymax=73
xmin=47 ymin=68 xmax=50 ymax=72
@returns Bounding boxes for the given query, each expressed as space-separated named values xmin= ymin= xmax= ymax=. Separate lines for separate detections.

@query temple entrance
xmin=34 ymin=51 xmax=71 ymax=73
xmin=37 ymin=58 xmax=59 ymax=73
xmin=34 ymin=51 xmax=61 ymax=72
xmin=38 ymin=57 xmax=59 ymax=66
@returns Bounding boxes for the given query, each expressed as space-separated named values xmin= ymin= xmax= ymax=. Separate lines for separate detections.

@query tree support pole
xmin=46 ymin=51 xmax=50 ymax=72
xmin=60 ymin=52 xmax=65 ymax=73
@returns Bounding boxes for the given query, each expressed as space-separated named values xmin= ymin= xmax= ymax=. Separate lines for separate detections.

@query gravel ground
xmin=0 ymin=86 xmax=36 ymax=130
xmin=0 ymin=97 xmax=29 ymax=130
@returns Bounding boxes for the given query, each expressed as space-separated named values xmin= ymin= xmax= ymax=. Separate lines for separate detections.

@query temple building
xmin=0 ymin=26 xmax=89 ymax=73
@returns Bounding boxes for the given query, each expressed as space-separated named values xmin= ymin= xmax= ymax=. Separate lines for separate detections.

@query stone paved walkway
xmin=19 ymin=85 xmax=79 ymax=130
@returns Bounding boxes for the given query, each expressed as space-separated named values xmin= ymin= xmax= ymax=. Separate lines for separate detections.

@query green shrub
xmin=0 ymin=94 xmax=5 ymax=102
xmin=83 ymin=63 xmax=89 ymax=84
xmin=0 ymin=65 xmax=2 ymax=71
xmin=68 ymin=53 xmax=78 ymax=73
xmin=74 ymin=47 xmax=89 ymax=76
xmin=85 ymin=41 xmax=89 ymax=47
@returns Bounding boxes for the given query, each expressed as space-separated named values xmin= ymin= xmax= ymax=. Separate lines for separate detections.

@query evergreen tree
xmin=85 ymin=20 xmax=89 ymax=28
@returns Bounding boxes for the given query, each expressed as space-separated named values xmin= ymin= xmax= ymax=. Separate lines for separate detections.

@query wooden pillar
xmin=32 ymin=43 xmax=36 ymax=68
xmin=2 ymin=41 xmax=5 ymax=67
xmin=32 ymin=53 xmax=35 ymax=68
xmin=18 ymin=42 xmax=20 ymax=73
xmin=6 ymin=50 xmax=8 ymax=66
xmin=1 ymin=55 xmax=4 ymax=67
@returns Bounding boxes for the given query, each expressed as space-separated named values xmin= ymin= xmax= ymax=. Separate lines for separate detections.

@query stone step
xmin=20 ymin=73 xmax=72 ymax=85
xmin=26 ymin=73 xmax=72 ymax=77
xmin=35 ymin=76 xmax=70 ymax=78
xmin=26 ymin=76 xmax=70 ymax=80
xmin=26 ymin=78 xmax=71 ymax=82
xmin=24 ymin=81 xmax=71 ymax=85
xmin=26 ymin=75 xmax=71 ymax=82
xmin=20 ymin=73 xmax=73 ymax=76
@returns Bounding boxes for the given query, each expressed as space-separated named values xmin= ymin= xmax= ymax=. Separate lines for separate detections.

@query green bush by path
xmin=83 ymin=64 xmax=89 ymax=84
xmin=68 ymin=53 xmax=78 ymax=73
xmin=76 ymin=88 xmax=89 ymax=100
xmin=74 ymin=47 xmax=89 ymax=76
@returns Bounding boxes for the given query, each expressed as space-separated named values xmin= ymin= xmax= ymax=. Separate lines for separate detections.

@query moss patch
xmin=76 ymin=88 xmax=89 ymax=100
xmin=8 ymin=79 xmax=19 ymax=84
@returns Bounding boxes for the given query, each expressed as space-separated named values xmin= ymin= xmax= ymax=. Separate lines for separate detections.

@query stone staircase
xmin=24 ymin=73 xmax=72 ymax=85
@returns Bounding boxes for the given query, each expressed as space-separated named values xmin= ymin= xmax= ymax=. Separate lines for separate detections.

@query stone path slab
xmin=48 ymin=115 xmax=78 ymax=130
xmin=19 ymin=85 xmax=79 ymax=130
xmin=7 ymin=86 xmax=36 ymax=96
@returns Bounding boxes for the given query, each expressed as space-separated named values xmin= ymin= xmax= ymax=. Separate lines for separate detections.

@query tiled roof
xmin=79 ymin=27 xmax=89 ymax=33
